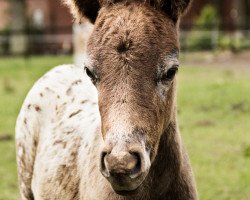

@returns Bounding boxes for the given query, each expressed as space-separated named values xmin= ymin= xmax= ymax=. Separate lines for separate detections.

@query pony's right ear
xmin=63 ymin=0 xmax=100 ymax=23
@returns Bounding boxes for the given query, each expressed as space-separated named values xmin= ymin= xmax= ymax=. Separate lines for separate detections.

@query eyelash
xmin=159 ymin=66 xmax=179 ymax=83
xmin=85 ymin=67 xmax=98 ymax=84
xmin=161 ymin=66 xmax=178 ymax=81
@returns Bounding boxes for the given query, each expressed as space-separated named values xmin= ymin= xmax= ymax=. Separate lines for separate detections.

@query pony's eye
xmin=161 ymin=66 xmax=178 ymax=82
xmin=85 ymin=67 xmax=97 ymax=83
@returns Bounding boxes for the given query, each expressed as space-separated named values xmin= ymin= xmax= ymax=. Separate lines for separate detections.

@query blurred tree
xmin=219 ymin=0 xmax=236 ymax=30
xmin=195 ymin=4 xmax=219 ymax=30
xmin=10 ymin=0 xmax=27 ymax=54
xmin=243 ymin=0 xmax=250 ymax=29
xmin=186 ymin=4 xmax=219 ymax=50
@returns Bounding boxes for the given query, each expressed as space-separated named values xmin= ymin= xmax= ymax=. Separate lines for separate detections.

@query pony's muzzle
xmin=100 ymin=142 xmax=151 ymax=194
xmin=101 ymin=150 xmax=141 ymax=178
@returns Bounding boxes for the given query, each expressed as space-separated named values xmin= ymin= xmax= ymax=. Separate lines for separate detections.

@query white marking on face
xmin=105 ymin=104 xmax=133 ymax=138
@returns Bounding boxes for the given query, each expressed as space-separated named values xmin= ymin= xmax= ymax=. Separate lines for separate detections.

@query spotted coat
xmin=16 ymin=65 xmax=107 ymax=200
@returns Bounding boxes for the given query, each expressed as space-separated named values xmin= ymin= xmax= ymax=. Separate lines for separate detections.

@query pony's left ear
xmin=156 ymin=0 xmax=192 ymax=23
xmin=63 ymin=0 xmax=100 ymax=23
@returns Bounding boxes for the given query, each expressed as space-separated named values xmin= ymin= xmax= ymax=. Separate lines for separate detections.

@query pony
xmin=16 ymin=1 xmax=198 ymax=199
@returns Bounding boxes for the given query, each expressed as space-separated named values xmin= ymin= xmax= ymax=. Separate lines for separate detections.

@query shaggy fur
xmin=63 ymin=0 xmax=191 ymax=23
xmin=16 ymin=1 xmax=198 ymax=199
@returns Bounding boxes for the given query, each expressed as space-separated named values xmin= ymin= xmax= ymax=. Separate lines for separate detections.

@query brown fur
xmin=82 ymin=1 xmax=197 ymax=199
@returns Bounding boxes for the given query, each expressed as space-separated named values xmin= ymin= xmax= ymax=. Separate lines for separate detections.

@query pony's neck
xmin=146 ymin=120 xmax=182 ymax=196
xmin=144 ymin=120 xmax=198 ymax=199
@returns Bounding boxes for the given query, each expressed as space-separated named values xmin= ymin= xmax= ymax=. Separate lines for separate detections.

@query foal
xmin=16 ymin=0 xmax=198 ymax=199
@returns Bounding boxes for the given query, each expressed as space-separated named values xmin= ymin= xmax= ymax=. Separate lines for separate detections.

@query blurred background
xmin=0 ymin=0 xmax=250 ymax=56
xmin=0 ymin=0 xmax=249 ymax=199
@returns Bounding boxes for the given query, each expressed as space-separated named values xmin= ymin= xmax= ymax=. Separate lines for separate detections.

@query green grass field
xmin=0 ymin=55 xmax=249 ymax=199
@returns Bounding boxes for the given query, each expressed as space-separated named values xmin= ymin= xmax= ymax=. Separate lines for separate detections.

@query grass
xmin=178 ymin=65 xmax=250 ymax=200
xmin=0 ymin=55 xmax=249 ymax=199
xmin=0 ymin=56 xmax=72 ymax=200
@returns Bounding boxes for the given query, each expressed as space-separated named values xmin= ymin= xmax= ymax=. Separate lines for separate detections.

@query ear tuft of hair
xmin=62 ymin=0 xmax=100 ymax=23
xmin=163 ymin=0 xmax=191 ymax=23
xmin=148 ymin=0 xmax=191 ymax=23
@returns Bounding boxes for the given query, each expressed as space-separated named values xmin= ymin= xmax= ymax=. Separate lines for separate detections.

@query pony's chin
xmin=114 ymin=185 xmax=141 ymax=196
xmin=108 ymin=172 xmax=146 ymax=196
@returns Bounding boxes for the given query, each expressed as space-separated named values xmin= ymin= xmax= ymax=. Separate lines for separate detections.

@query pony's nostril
xmin=100 ymin=151 xmax=110 ymax=178
xmin=128 ymin=152 xmax=142 ymax=179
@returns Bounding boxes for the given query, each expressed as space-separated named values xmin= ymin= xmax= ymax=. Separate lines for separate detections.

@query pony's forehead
xmin=84 ymin=51 xmax=179 ymax=68
xmin=84 ymin=4 xmax=179 ymax=71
